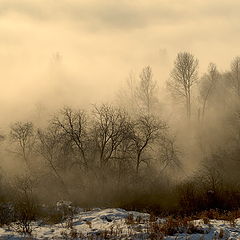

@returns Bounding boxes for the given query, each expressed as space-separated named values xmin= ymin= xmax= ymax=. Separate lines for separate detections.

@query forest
xmin=0 ymin=51 xmax=239 ymax=228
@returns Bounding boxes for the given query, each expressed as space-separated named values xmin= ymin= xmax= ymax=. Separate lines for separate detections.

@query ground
xmin=0 ymin=208 xmax=239 ymax=239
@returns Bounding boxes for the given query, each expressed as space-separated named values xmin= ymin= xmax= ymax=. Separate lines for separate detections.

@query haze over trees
xmin=0 ymin=51 xmax=239 ymax=221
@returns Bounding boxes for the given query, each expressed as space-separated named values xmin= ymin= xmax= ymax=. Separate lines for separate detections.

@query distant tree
xmin=10 ymin=122 xmax=34 ymax=168
xmin=168 ymin=52 xmax=199 ymax=119
xmin=136 ymin=66 xmax=158 ymax=114
xmin=230 ymin=56 xmax=240 ymax=97
xmin=116 ymin=71 xmax=137 ymax=113
xmin=199 ymin=63 xmax=219 ymax=120
xmin=117 ymin=66 xmax=159 ymax=115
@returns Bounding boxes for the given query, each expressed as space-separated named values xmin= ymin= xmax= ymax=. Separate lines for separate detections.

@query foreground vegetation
xmin=0 ymin=206 xmax=239 ymax=239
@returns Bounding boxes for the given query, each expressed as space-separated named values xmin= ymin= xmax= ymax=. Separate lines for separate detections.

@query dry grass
xmin=197 ymin=209 xmax=240 ymax=227
xmin=124 ymin=213 xmax=134 ymax=225
xmin=147 ymin=216 xmax=205 ymax=236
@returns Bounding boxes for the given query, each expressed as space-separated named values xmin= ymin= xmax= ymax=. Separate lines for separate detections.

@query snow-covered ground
xmin=0 ymin=208 xmax=239 ymax=239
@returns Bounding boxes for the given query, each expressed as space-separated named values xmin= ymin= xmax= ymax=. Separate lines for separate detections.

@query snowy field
xmin=0 ymin=208 xmax=239 ymax=239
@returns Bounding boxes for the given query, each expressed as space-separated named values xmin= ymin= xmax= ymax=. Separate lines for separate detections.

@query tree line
xmin=0 ymin=51 xmax=239 ymax=214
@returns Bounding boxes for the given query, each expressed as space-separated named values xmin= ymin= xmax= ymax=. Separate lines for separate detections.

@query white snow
xmin=0 ymin=208 xmax=239 ymax=239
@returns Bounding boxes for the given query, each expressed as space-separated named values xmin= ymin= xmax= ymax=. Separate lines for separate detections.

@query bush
xmin=0 ymin=202 xmax=14 ymax=226
xmin=14 ymin=195 xmax=37 ymax=235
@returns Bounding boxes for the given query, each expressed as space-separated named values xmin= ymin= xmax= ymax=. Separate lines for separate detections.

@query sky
xmin=0 ymin=0 xmax=240 ymax=123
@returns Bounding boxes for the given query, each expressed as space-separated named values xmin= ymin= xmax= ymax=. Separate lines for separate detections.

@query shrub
xmin=0 ymin=202 xmax=14 ymax=226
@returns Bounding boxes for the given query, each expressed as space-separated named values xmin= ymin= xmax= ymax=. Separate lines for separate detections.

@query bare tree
xmin=116 ymin=71 xmax=138 ymax=113
xmin=36 ymin=127 xmax=69 ymax=194
xmin=52 ymin=107 xmax=89 ymax=170
xmin=230 ymin=56 xmax=240 ymax=97
xmin=136 ymin=66 xmax=158 ymax=114
xmin=131 ymin=115 xmax=166 ymax=176
xmin=199 ymin=63 xmax=219 ymax=120
xmin=13 ymin=174 xmax=37 ymax=235
xmin=157 ymin=134 xmax=182 ymax=173
xmin=117 ymin=67 xmax=158 ymax=115
xmin=92 ymin=104 xmax=130 ymax=169
xmin=114 ymin=136 xmax=135 ymax=187
xmin=168 ymin=52 xmax=199 ymax=119
xmin=197 ymin=158 xmax=223 ymax=194
xmin=10 ymin=122 xmax=35 ymax=169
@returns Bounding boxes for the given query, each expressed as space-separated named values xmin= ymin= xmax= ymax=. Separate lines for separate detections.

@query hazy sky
xmin=0 ymin=0 xmax=240 ymax=122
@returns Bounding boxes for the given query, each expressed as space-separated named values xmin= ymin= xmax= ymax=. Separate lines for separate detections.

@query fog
xmin=1 ymin=0 xmax=240 ymax=124
xmin=0 ymin=0 xmax=239 ymax=220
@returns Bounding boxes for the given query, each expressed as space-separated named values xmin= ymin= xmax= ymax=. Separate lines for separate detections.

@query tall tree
xmin=199 ymin=63 xmax=219 ymax=120
xmin=168 ymin=52 xmax=199 ymax=119
xmin=136 ymin=66 xmax=158 ymax=114
xmin=230 ymin=56 xmax=240 ymax=97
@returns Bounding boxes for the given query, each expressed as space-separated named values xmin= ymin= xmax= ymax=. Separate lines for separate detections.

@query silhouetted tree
xmin=52 ymin=107 xmax=89 ymax=170
xmin=131 ymin=115 xmax=166 ymax=176
xmin=168 ymin=52 xmax=198 ymax=119
xmin=10 ymin=122 xmax=35 ymax=169
xmin=92 ymin=104 xmax=130 ymax=169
